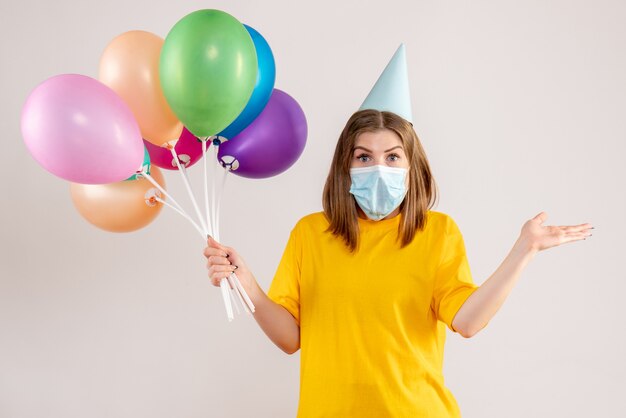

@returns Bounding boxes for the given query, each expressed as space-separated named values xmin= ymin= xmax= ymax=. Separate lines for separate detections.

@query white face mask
xmin=349 ymin=165 xmax=408 ymax=221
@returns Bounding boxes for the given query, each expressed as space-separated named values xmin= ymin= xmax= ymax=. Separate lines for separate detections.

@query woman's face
xmin=351 ymin=129 xmax=409 ymax=170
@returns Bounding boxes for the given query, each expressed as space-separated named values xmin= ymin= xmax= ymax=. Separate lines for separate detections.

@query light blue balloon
xmin=218 ymin=24 xmax=276 ymax=140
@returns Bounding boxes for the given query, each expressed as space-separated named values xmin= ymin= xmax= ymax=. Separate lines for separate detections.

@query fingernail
xmin=233 ymin=265 xmax=238 ymax=270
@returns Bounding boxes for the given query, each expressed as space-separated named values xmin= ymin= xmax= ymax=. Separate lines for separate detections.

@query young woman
xmin=204 ymin=109 xmax=593 ymax=417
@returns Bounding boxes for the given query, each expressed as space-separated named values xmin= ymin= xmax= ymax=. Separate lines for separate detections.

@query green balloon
xmin=160 ymin=10 xmax=258 ymax=137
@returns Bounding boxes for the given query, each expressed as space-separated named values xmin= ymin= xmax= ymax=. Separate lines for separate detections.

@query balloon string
xmin=227 ymin=274 xmax=242 ymax=316
xmin=170 ymin=146 xmax=210 ymax=236
xmin=231 ymin=272 xmax=256 ymax=313
xmin=145 ymin=148 xmax=237 ymax=320
xmin=212 ymin=157 xmax=255 ymax=314
xmin=236 ymin=285 xmax=251 ymax=314
xmin=154 ymin=196 xmax=205 ymax=242
xmin=220 ymin=279 xmax=234 ymax=321
xmin=202 ymin=138 xmax=211 ymax=237
xmin=215 ymin=166 xmax=230 ymax=243
xmin=230 ymin=273 xmax=252 ymax=314
xmin=228 ymin=275 xmax=250 ymax=314
xmin=211 ymin=143 xmax=217 ymax=240
xmin=140 ymin=170 xmax=188 ymax=217
xmin=213 ymin=142 xmax=234 ymax=319
xmin=195 ymin=139 xmax=233 ymax=320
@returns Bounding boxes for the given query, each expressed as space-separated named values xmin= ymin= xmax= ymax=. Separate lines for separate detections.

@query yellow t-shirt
xmin=267 ymin=210 xmax=479 ymax=417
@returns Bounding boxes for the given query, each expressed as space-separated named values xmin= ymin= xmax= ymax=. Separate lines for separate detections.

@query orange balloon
xmin=99 ymin=30 xmax=182 ymax=146
xmin=70 ymin=167 xmax=166 ymax=232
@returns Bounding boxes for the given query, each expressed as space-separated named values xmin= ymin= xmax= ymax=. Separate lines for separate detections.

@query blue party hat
xmin=359 ymin=43 xmax=413 ymax=124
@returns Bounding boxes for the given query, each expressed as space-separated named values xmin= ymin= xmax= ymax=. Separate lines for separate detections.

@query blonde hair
xmin=322 ymin=109 xmax=438 ymax=252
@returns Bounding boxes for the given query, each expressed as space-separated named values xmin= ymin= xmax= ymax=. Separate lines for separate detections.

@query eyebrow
xmin=353 ymin=145 xmax=404 ymax=153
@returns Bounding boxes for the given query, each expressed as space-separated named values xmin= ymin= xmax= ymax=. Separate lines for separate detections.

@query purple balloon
xmin=144 ymin=127 xmax=205 ymax=170
xmin=217 ymin=89 xmax=307 ymax=179
xmin=21 ymin=74 xmax=144 ymax=184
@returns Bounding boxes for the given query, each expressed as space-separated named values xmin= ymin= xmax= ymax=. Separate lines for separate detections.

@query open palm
xmin=520 ymin=212 xmax=593 ymax=253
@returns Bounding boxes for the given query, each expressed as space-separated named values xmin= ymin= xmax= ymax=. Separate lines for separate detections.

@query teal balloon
xmin=125 ymin=146 xmax=150 ymax=181
xmin=159 ymin=9 xmax=258 ymax=137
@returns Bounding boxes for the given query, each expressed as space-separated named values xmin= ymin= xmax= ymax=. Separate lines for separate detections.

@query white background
xmin=1 ymin=0 xmax=624 ymax=417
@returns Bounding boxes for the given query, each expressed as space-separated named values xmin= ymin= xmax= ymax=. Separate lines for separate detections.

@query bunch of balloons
xmin=21 ymin=9 xmax=308 ymax=321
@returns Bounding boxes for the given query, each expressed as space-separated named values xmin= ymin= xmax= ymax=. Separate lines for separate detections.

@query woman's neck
xmin=356 ymin=206 xmax=401 ymax=221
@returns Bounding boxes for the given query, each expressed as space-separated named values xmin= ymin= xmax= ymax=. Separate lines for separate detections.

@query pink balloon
xmin=143 ymin=127 xmax=205 ymax=170
xmin=21 ymin=74 xmax=144 ymax=184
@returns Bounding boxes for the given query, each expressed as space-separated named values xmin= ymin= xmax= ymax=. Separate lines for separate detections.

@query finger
xmin=532 ymin=211 xmax=548 ymax=224
xmin=206 ymin=260 xmax=235 ymax=271
xmin=208 ymin=236 xmax=236 ymax=259
xmin=207 ymin=236 xmax=228 ymax=251
xmin=561 ymin=234 xmax=590 ymax=244
xmin=209 ymin=271 xmax=232 ymax=286
xmin=203 ymin=247 xmax=229 ymax=258
xmin=210 ymin=272 xmax=234 ymax=286
xmin=558 ymin=223 xmax=592 ymax=233
xmin=560 ymin=225 xmax=594 ymax=235
xmin=207 ymin=255 xmax=231 ymax=266
xmin=209 ymin=264 xmax=238 ymax=274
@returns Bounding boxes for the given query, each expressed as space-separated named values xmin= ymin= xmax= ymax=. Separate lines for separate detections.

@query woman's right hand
xmin=203 ymin=236 xmax=258 ymax=297
xmin=204 ymin=237 xmax=300 ymax=354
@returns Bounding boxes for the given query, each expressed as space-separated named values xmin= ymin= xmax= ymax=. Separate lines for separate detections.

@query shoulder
xmin=425 ymin=210 xmax=462 ymax=235
xmin=293 ymin=211 xmax=329 ymax=233
xmin=283 ymin=212 xmax=329 ymax=246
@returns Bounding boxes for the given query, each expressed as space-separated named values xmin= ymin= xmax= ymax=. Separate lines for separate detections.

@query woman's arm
xmin=452 ymin=211 xmax=593 ymax=338
xmin=247 ymin=283 xmax=301 ymax=354
xmin=204 ymin=237 xmax=300 ymax=354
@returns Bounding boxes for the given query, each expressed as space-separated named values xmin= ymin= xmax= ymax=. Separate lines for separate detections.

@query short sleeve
xmin=267 ymin=223 xmax=302 ymax=325
xmin=431 ymin=216 xmax=479 ymax=333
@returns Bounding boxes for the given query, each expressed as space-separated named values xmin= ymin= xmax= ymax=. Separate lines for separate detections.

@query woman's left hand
xmin=518 ymin=211 xmax=593 ymax=254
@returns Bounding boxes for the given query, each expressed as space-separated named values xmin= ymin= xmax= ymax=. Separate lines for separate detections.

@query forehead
xmin=353 ymin=129 xmax=403 ymax=152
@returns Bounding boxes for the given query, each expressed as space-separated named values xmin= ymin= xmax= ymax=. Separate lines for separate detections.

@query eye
xmin=387 ymin=153 xmax=400 ymax=162
xmin=355 ymin=153 xmax=371 ymax=163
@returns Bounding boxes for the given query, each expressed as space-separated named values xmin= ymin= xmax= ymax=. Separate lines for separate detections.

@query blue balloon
xmin=218 ymin=25 xmax=276 ymax=140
